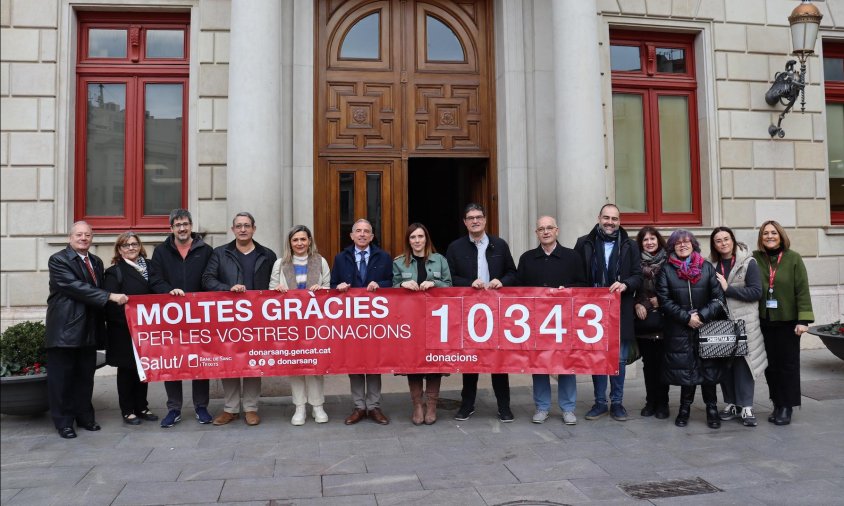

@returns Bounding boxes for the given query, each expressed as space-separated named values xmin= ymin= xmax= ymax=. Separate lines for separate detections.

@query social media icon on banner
xmin=258 ymin=359 xmax=266 ymax=366
xmin=249 ymin=359 xmax=257 ymax=367
xmin=188 ymin=354 xmax=199 ymax=368
xmin=268 ymin=358 xmax=275 ymax=366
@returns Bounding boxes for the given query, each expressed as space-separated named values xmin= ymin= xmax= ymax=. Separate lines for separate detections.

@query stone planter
xmin=0 ymin=373 xmax=49 ymax=416
xmin=808 ymin=326 xmax=844 ymax=361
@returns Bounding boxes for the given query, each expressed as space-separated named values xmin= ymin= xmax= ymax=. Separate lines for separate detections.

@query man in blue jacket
xmin=445 ymin=203 xmax=518 ymax=422
xmin=330 ymin=218 xmax=392 ymax=425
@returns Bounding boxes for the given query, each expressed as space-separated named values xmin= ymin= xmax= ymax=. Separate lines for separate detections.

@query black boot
xmin=705 ymin=403 xmax=721 ymax=429
xmin=675 ymin=387 xmax=694 ymax=427
xmin=768 ymin=405 xmax=779 ymax=424
xmin=774 ymin=406 xmax=792 ymax=426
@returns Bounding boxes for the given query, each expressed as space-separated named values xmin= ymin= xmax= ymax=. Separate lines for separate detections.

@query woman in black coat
xmin=103 ymin=232 xmax=161 ymax=425
xmin=656 ymin=229 xmax=726 ymax=429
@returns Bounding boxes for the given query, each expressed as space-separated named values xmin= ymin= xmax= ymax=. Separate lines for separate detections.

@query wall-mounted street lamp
xmin=765 ymin=0 xmax=823 ymax=138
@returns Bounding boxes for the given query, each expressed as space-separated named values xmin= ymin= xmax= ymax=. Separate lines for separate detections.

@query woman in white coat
xmin=269 ymin=225 xmax=331 ymax=425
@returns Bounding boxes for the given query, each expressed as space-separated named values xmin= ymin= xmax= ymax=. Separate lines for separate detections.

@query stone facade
xmin=1 ymin=0 xmax=842 ymax=347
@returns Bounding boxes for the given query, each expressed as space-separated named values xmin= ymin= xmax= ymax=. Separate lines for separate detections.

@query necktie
xmin=84 ymin=256 xmax=98 ymax=286
xmin=358 ymin=250 xmax=367 ymax=285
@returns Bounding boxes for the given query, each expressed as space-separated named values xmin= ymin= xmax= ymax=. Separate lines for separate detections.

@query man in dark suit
xmin=46 ymin=221 xmax=128 ymax=439
xmin=445 ymin=203 xmax=518 ymax=422
xmin=330 ymin=218 xmax=392 ymax=425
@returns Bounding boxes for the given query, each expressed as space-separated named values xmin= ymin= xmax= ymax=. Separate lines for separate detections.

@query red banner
xmin=125 ymin=288 xmax=620 ymax=382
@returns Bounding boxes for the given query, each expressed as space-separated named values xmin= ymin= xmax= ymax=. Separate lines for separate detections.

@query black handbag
xmin=634 ymin=309 xmax=663 ymax=338
xmin=696 ymin=299 xmax=748 ymax=359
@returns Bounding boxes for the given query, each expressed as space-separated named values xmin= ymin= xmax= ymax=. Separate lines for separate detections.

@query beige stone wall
xmin=0 ymin=0 xmax=232 ymax=326
xmin=598 ymin=0 xmax=844 ymax=334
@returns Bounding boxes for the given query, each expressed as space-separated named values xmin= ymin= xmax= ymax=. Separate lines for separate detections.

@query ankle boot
xmin=408 ymin=378 xmax=425 ymax=425
xmin=774 ymin=406 xmax=792 ymax=426
xmin=424 ymin=376 xmax=441 ymax=425
xmin=705 ymin=403 xmax=721 ymax=429
xmin=675 ymin=386 xmax=694 ymax=427
xmin=768 ymin=405 xmax=780 ymax=424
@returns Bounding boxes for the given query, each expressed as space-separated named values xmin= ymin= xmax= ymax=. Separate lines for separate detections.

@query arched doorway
xmin=315 ymin=0 xmax=496 ymax=259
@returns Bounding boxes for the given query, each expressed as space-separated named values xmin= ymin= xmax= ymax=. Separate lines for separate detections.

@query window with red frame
xmin=75 ymin=12 xmax=189 ymax=231
xmin=610 ymin=30 xmax=701 ymax=226
xmin=824 ymin=41 xmax=844 ymax=224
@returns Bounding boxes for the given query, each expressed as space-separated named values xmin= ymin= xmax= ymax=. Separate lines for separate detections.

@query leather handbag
xmin=696 ymin=299 xmax=748 ymax=359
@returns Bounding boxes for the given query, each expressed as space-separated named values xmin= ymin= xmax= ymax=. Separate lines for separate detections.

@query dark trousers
xmin=117 ymin=366 xmax=149 ymax=416
xmin=164 ymin=379 xmax=210 ymax=412
xmin=460 ymin=373 xmax=510 ymax=410
xmin=637 ymin=337 xmax=670 ymax=406
xmin=681 ymin=384 xmax=717 ymax=405
xmin=762 ymin=324 xmax=802 ymax=408
xmin=47 ymin=347 xmax=97 ymax=429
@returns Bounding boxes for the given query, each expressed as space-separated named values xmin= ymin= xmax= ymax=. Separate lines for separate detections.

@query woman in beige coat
xmin=708 ymin=226 xmax=767 ymax=427
xmin=270 ymin=225 xmax=331 ymax=426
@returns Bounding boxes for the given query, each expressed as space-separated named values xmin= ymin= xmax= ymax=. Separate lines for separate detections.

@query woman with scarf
xmin=103 ymin=232 xmax=162 ymax=425
xmin=709 ymin=226 xmax=766 ymax=427
xmin=634 ymin=227 xmax=670 ymax=419
xmin=270 ymin=225 xmax=331 ymax=426
xmin=656 ymin=229 xmax=726 ymax=429
xmin=752 ymin=221 xmax=813 ymax=426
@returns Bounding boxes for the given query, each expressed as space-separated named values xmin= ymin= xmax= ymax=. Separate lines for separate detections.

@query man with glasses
xmin=203 ymin=212 xmax=277 ymax=426
xmin=517 ymin=216 xmax=587 ymax=425
xmin=330 ymin=218 xmax=393 ymax=425
xmin=46 ymin=221 xmax=129 ymax=438
xmin=446 ymin=203 xmax=518 ymax=422
xmin=149 ymin=209 xmax=214 ymax=428
xmin=574 ymin=204 xmax=642 ymax=422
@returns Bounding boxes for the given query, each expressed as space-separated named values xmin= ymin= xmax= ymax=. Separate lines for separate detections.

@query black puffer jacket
xmin=656 ymin=259 xmax=726 ymax=386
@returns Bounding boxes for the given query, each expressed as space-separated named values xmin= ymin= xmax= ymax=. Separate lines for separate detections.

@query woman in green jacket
xmin=752 ymin=220 xmax=814 ymax=426
xmin=392 ymin=223 xmax=451 ymax=424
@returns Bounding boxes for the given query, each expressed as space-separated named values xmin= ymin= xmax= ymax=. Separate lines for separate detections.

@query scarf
xmin=124 ymin=257 xmax=148 ymax=280
xmin=640 ymin=249 xmax=666 ymax=281
xmin=668 ymin=251 xmax=704 ymax=284
xmin=591 ymin=224 xmax=620 ymax=287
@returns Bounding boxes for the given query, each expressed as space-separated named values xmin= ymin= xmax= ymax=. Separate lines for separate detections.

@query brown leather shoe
xmin=368 ymin=407 xmax=390 ymax=425
xmin=344 ymin=408 xmax=367 ymax=425
xmin=244 ymin=411 xmax=260 ymax=426
xmin=212 ymin=411 xmax=239 ymax=426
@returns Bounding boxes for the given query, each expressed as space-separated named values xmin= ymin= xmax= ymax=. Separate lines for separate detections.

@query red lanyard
xmin=767 ymin=251 xmax=783 ymax=294
xmin=719 ymin=257 xmax=735 ymax=276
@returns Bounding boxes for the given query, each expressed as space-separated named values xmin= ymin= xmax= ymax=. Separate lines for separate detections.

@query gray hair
xmin=232 ymin=211 xmax=256 ymax=227
xmin=169 ymin=208 xmax=192 ymax=226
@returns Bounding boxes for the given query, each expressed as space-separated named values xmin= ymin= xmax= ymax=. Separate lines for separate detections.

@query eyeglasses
xmin=465 ymin=215 xmax=485 ymax=222
xmin=172 ymin=222 xmax=191 ymax=229
xmin=536 ymin=226 xmax=557 ymax=233
xmin=120 ymin=243 xmax=140 ymax=250
xmin=676 ymin=240 xmax=692 ymax=246
xmin=233 ymin=223 xmax=253 ymax=230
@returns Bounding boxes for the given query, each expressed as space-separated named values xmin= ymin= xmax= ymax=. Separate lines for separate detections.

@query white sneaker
xmin=291 ymin=405 xmax=306 ymax=426
xmin=532 ymin=410 xmax=549 ymax=423
xmin=312 ymin=405 xmax=329 ymax=424
xmin=562 ymin=411 xmax=577 ymax=425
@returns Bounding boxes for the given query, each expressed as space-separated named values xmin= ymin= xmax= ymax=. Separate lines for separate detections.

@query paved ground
xmin=2 ymin=349 xmax=843 ymax=505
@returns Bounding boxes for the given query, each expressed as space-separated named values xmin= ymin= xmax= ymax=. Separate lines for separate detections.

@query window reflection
xmin=146 ymin=30 xmax=184 ymax=59
xmin=659 ymin=96 xmax=692 ymax=213
xmin=610 ymin=45 xmax=640 ymax=71
xmin=89 ymin=29 xmax=127 ymax=58
xmin=426 ymin=15 xmax=464 ymax=62
xmin=340 ymin=12 xmax=380 ymax=59
xmin=613 ymin=94 xmax=647 ymax=213
xmin=656 ymin=48 xmax=686 ymax=73
xmin=144 ymin=84 xmax=183 ymax=215
xmin=86 ymin=83 xmax=126 ymax=216
xmin=824 ymin=57 xmax=844 ymax=81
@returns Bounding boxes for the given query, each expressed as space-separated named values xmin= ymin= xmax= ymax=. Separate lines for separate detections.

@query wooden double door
xmin=315 ymin=0 xmax=496 ymax=260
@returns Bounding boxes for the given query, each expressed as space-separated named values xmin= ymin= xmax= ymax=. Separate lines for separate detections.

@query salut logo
xmin=140 ymin=355 xmax=183 ymax=371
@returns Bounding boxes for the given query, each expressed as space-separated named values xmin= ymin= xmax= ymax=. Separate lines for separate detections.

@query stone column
xmin=226 ymin=0 xmax=283 ymax=253
xmin=552 ymin=0 xmax=606 ymax=247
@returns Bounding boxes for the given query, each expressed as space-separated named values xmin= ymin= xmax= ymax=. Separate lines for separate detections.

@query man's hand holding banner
xmin=125 ymin=287 xmax=621 ymax=382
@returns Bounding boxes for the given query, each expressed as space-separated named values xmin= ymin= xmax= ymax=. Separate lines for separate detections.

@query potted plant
xmin=808 ymin=320 xmax=844 ymax=361
xmin=0 ymin=321 xmax=49 ymax=416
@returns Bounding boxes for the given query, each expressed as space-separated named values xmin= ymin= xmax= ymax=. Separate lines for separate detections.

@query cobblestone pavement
xmin=2 ymin=349 xmax=843 ymax=505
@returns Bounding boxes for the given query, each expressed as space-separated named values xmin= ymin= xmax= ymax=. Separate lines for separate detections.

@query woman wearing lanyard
xmin=708 ymin=227 xmax=766 ymax=427
xmin=752 ymin=221 xmax=814 ymax=426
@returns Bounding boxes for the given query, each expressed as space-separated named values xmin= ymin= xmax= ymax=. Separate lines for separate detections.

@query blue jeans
xmin=532 ymin=374 xmax=576 ymax=412
xmin=591 ymin=339 xmax=630 ymax=406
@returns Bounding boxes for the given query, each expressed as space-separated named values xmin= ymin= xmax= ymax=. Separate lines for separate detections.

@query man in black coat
xmin=574 ymin=204 xmax=642 ymax=422
xmin=149 ymin=208 xmax=214 ymax=428
xmin=46 ymin=221 xmax=128 ymax=439
xmin=517 ymin=215 xmax=587 ymax=426
xmin=445 ymin=203 xmax=518 ymax=422
xmin=330 ymin=218 xmax=392 ymax=426
xmin=202 ymin=212 xmax=277 ymax=427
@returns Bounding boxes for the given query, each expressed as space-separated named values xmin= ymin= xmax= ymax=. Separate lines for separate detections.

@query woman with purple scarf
xmin=656 ymin=230 xmax=727 ymax=429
